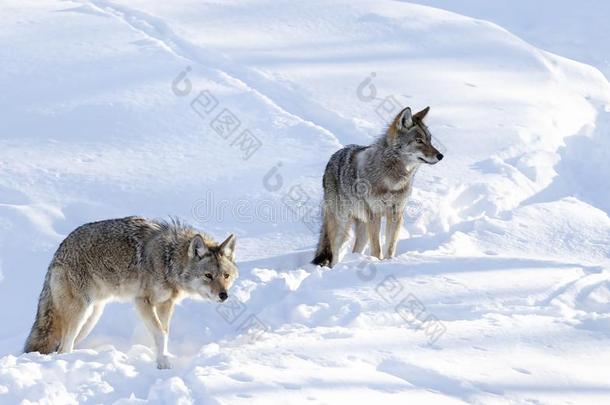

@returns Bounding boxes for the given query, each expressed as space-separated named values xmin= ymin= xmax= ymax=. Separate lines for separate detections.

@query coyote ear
xmin=189 ymin=234 xmax=207 ymax=259
xmin=413 ymin=106 xmax=430 ymax=121
xmin=395 ymin=107 xmax=413 ymax=130
xmin=219 ymin=234 xmax=236 ymax=261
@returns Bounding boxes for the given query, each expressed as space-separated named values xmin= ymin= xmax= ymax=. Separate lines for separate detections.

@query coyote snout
xmin=312 ymin=106 xmax=444 ymax=267
xmin=24 ymin=217 xmax=239 ymax=369
xmin=415 ymin=146 xmax=443 ymax=165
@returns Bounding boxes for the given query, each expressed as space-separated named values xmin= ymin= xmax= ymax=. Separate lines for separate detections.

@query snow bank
xmin=1 ymin=0 xmax=610 ymax=403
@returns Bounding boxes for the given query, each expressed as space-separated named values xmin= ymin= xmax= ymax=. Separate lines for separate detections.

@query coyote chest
xmin=354 ymin=148 xmax=413 ymax=215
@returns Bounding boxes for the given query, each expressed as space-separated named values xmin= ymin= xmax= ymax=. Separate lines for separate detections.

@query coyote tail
xmin=312 ymin=213 xmax=332 ymax=267
xmin=24 ymin=270 xmax=60 ymax=354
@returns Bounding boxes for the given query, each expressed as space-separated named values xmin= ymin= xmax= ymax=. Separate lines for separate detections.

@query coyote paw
xmin=156 ymin=355 xmax=173 ymax=369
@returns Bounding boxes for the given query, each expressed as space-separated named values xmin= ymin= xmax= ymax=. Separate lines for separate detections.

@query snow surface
xmin=1 ymin=0 xmax=610 ymax=403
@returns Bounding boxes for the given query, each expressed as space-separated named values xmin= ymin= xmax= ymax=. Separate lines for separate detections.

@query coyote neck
xmin=362 ymin=142 xmax=419 ymax=193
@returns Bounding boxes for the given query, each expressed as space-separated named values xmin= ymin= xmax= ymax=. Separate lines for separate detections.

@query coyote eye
xmin=224 ymin=273 xmax=230 ymax=279
xmin=205 ymin=273 xmax=213 ymax=280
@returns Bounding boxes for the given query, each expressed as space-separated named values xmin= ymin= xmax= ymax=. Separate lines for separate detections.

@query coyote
xmin=312 ymin=106 xmax=443 ymax=267
xmin=24 ymin=216 xmax=238 ymax=369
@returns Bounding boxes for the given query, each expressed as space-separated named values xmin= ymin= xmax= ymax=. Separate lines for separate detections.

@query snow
xmin=1 ymin=0 xmax=610 ymax=403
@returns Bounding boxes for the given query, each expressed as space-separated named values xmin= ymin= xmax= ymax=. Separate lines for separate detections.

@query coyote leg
xmin=75 ymin=302 xmax=105 ymax=345
xmin=135 ymin=297 xmax=171 ymax=369
xmin=352 ymin=218 xmax=368 ymax=253
xmin=330 ymin=216 xmax=352 ymax=267
xmin=385 ymin=209 xmax=403 ymax=259
xmin=367 ymin=214 xmax=383 ymax=260
xmin=58 ymin=300 xmax=89 ymax=353
xmin=155 ymin=299 xmax=176 ymax=334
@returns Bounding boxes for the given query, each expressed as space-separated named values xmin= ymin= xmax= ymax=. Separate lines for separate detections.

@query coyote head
xmin=184 ymin=234 xmax=239 ymax=302
xmin=386 ymin=106 xmax=443 ymax=165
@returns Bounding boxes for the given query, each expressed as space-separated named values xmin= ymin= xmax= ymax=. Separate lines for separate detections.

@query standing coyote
xmin=24 ymin=216 xmax=238 ymax=369
xmin=312 ymin=106 xmax=443 ymax=267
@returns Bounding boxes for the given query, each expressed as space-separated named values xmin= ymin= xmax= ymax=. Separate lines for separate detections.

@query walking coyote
xmin=24 ymin=216 xmax=238 ymax=369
